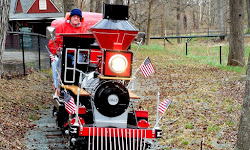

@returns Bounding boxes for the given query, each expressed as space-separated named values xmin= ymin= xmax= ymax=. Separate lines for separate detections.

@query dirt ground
xmin=0 ymin=71 xmax=53 ymax=149
xmin=0 ymin=53 xmax=246 ymax=149
xmin=132 ymin=52 xmax=245 ymax=149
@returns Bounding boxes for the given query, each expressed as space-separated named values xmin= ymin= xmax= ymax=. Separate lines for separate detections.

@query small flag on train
xmin=50 ymin=54 xmax=56 ymax=62
xmin=64 ymin=92 xmax=76 ymax=114
xmin=139 ymin=57 xmax=155 ymax=78
xmin=159 ymin=98 xmax=171 ymax=114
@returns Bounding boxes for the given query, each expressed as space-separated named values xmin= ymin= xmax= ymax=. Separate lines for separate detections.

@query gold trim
xmin=62 ymin=85 xmax=90 ymax=96
xmin=98 ymin=75 xmax=133 ymax=80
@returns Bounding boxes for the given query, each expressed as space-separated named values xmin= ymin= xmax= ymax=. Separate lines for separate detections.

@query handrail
xmin=7 ymin=31 xmax=46 ymax=38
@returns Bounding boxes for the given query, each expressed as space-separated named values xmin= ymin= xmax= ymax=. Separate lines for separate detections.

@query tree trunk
xmin=199 ymin=2 xmax=202 ymax=28
xmin=114 ymin=0 xmax=123 ymax=5
xmin=63 ymin=0 xmax=76 ymax=14
xmin=176 ymin=0 xmax=181 ymax=44
xmin=247 ymin=0 xmax=250 ymax=29
xmin=0 ymin=0 xmax=11 ymax=81
xmin=77 ymin=0 xmax=85 ymax=10
xmin=95 ymin=1 xmax=102 ymax=13
xmin=235 ymin=52 xmax=250 ymax=149
xmin=218 ymin=0 xmax=225 ymax=39
xmin=183 ymin=11 xmax=187 ymax=31
xmin=208 ymin=0 xmax=211 ymax=27
xmin=228 ymin=0 xmax=245 ymax=67
xmin=193 ymin=10 xmax=197 ymax=30
xmin=90 ymin=0 xmax=95 ymax=12
xmin=103 ymin=0 xmax=110 ymax=4
xmin=146 ymin=0 xmax=153 ymax=46
xmin=161 ymin=4 xmax=165 ymax=37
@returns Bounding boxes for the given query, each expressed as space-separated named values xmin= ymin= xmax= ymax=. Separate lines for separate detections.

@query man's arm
xmin=48 ymin=24 xmax=64 ymax=55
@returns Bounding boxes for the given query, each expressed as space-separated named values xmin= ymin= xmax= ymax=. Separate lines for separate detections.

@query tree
xmin=63 ymin=0 xmax=76 ymax=13
xmin=146 ymin=0 xmax=153 ymax=45
xmin=90 ymin=0 xmax=95 ymax=12
xmin=227 ymin=0 xmax=245 ymax=67
xmin=176 ymin=0 xmax=181 ymax=44
xmin=77 ymin=0 xmax=86 ymax=10
xmin=95 ymin=0 xmax=102 ymax=13
xmin=129 ymin=0 xmax=148 ymax=32
xmin=0 ymin=0 xmax=11 ymax=81
xmin=218 ymin=0 xmax=225 ymax=38
xmin=246 ymin=0 xmax=250 ymax=30
xmin=235 ymin=53 xmax=250 ymax=149
xmin=113 ymin=0 xmax=124 ymax=5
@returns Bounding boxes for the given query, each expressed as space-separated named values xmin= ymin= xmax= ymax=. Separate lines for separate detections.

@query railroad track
xmin=23 ymin=107 xmax=67 ymax=150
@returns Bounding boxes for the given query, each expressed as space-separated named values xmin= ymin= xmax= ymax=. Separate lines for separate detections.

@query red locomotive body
xmin=49 ymin=4 xmax=161 ymax=150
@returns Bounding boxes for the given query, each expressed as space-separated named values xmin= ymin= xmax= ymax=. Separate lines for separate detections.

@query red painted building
xmin=9 ymin=0 xmax=64 ymax=35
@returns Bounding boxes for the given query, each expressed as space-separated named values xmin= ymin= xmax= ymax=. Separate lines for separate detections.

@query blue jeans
xmin=52 ymin=55 xmax=60 ymax=88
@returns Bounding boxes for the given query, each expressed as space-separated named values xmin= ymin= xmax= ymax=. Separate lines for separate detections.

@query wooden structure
xmin=9 ymin=0 xmax=63 ymax=35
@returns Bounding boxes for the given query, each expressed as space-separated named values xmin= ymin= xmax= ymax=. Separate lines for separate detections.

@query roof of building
xmin=9 ymin=0 xmax=64 ymax=21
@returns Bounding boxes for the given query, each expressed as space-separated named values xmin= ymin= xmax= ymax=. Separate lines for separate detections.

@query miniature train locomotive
xmin=47 ymin=4 xmax=162 ymax=150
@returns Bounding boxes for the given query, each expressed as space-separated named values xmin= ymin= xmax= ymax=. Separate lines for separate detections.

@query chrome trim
xmin=140 ymin=130 xmax=142 ymax=150
xmin=129 ymin=129 xmax=131 ymax=150
xmin=97 ymin=128 xmax=99 ymax=150
xmin=101 ymin=128 xmax=103 ymax=150
xmin=137 ymin=130 xmax=139 ymax=150
xmin=113 ymin=129 xmax=116 ymax=150
xmin=109 ymin=128 xmax=112 ymax=150
xmin=143 ymin=130 xmax=146 ymax=150
xmin=92 ymin=127 xmax=95 ymax=150
xmin=88 ymin=127 xmax=91 ymax=150
xmin=133 ymin=129 xmax=135 ymax=150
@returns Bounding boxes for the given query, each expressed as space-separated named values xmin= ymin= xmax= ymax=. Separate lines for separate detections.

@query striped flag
xmin=159 ymin=98 xmax=171 ymax=114
xmin=50 ymin=54 xmax=56 ymax=62
xmin=139 ymin=57 xmax=155 ymax=78
xmin=64 ymin=92 xmax=76 ymax=114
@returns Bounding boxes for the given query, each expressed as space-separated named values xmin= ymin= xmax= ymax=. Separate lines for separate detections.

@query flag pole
xmin=127 ymin=66 xmax=140 ymax=89
xmin=74 ymin=87 xmax=80 ymax=126
xmin=154 ymin=101 xmax=171 ymax=130
xmin=132 ymin=67 xmax=140 ymax=78
xmin=45 ymin=46 xmax=63 ymax=87
xmin=153 ymin=116 xmax=162 ymax=130
xmin=156 ymin=92 xmax=160 ymax=124
xmin=133 ymin=38 xmax=143 ymax=61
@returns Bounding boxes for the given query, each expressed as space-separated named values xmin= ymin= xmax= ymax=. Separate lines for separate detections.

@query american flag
xmin=159 ymin=98 xmax=171 ymax=114
xmin=139 ymin=57 xmax=155 ymax=78
xmin=50 ymin=54 xmax=56 ymax=62
xmin=64 ymin=92 xmax=76 ymax=114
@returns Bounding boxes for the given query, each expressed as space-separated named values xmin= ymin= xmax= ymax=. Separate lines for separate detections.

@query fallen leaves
xmin=0 ymin=72 xmax=53 ymax=149
xmin=132 ymin=48 xmax=244 ymax=149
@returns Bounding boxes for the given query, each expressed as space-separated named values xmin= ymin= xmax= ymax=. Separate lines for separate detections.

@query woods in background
xmin=54 ymin=0 xmax=233 ymax=36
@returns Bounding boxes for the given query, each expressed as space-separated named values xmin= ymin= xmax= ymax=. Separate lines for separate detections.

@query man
xmin=49 ymin=8 xmax=87 ymax=98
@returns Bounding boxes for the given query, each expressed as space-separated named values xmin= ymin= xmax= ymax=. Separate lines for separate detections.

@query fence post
xmin=186 ymin=42 xmax=188 ymax=55
xmin=164 ymin=37 xmax=166 ymax=49
xmin=220 ymin=46 xmax=222 ymax=64
xmin=21 ymin=34 xmax=26 ymax=75
xmin=38 ymin=35 xmax=41 ymax=71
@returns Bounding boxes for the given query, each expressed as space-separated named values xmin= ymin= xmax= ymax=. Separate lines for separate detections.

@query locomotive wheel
xmin=94 ymin=81 xmax=129 ymax=117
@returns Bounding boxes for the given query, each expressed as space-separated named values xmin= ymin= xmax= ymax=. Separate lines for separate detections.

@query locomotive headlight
xmin=108 ymin=54 xmax=128 ymax=74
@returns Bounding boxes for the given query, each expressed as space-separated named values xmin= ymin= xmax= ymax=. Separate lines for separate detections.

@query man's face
xmin=70 ymin=15 xmax=81 ymax=26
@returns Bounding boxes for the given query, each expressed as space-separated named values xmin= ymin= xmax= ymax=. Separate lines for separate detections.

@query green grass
xmin=182 ymin=141 xmax=189 ymax=145
xmin=207 ymin=125 xmax=220 ymax=132
xmin=185 ymin=123 xmax=194 ymax=129
xmin=132 ymin=38 xmax=249 ymax=74
xmin=225 ymin=121 xmax=234 ymax=126
xmin=28 ymin=114 xmax=39 ymax=121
